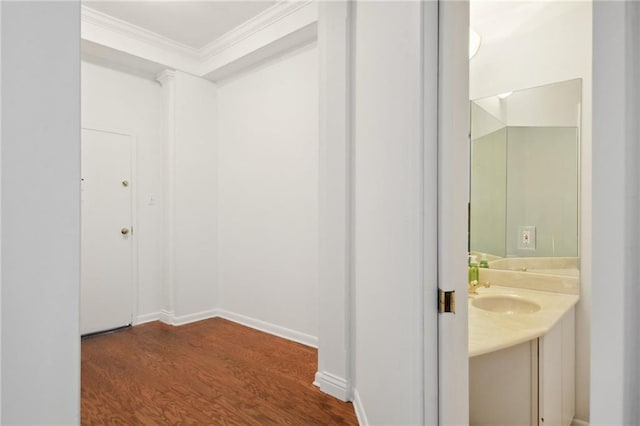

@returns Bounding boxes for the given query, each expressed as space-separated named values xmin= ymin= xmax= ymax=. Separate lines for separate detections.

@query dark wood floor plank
xmin=82 ymin=318 xmax=357 ymax=425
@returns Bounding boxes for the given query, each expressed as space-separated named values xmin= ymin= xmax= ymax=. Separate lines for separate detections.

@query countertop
xmin=468 ymin=285 xmax=579 ymax=357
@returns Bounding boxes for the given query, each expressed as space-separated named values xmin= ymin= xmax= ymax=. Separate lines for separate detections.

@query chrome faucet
xmin=468 ymin=280 xmax=490 ymax=295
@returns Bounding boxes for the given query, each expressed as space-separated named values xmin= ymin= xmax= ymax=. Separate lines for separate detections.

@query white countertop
xmin=469 ymin=285 xmax=579 ymax=357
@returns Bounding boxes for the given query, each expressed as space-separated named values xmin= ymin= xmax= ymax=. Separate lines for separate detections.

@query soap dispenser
xmin=468 ymin=255 xmax=479 ymax=284
xmin=479 ymin=253 xmax=489 ymax=268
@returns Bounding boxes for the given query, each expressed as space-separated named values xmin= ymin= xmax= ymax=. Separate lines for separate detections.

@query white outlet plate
xmin=518 ymin=226 xmax=536 ymax=250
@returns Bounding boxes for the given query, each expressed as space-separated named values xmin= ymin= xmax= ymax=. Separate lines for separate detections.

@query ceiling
xmin=470 ymin=0 xmax=578 ymax=42
xmin=84 ymin=1 xmax=277 ymax=49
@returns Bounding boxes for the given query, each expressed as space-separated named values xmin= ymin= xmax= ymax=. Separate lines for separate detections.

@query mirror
xmin=469 ymin=79 xmax=581 ymax=275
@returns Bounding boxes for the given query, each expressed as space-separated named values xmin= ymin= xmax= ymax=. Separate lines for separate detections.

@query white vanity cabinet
xmin=469 ymin=307 xmax=576 ymax=426
xmin=539 ymin=306 xmax=575 ymax=425
xmin=470 ymin=340 xmax=538 ymax=425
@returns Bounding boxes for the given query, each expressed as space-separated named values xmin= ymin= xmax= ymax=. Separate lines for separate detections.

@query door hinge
xmin=438 ymin=289 xmax=456 ymax=314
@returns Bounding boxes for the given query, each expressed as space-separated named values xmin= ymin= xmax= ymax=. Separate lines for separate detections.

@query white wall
xmin=172 ymin=71 xmax=218 ymax=318
xmin=216 ymin=44 xmax=319 ymax=343
xmin=83 ymin=65 xmax=218 ymax=323
xmin=84 ymin=47 xmax=311 ymax=334
xmin=81 ymin=61 xmax=165 ymax=320
xmin=1 ymin=2 xmax=80 ymax=423
xmin=471 ymin=101 xmax=505 ymax=139
xmin=470 ymin=2 xmax=592 ymax=421
xmin=503 ymin=78 xmax=582 ymax=127
xmin=315 ymin=1 xmax=352 ymax=401
xmin=505 ymin=127 xmax=579 ymax=258
xmin=470 ymin=128 xmax=507 ymax=256
xmin=353 ymin=2 xmax=425 ymax=424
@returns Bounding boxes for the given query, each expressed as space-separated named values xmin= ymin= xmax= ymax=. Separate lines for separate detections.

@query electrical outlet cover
xmin=517 ymin=226 xmax=536 ymax=250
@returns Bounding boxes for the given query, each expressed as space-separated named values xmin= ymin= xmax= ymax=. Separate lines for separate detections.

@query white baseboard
xmin=159 ymin=309 xmax=176 ymax=325
xmin=136 ymin=309 xmax=318 ymax=350
xmin=133 ymin=312 xmax=161 ymax=325
xmin=216 ymin=309 xmax=318 ymax=348
xmin=572 ymin=418 xmax=589 ymax=426
xmin=173 ymin=308 xmax=219 ymax=326
xmin=314 ymin=371 xmax=351 ymax=401
xmin=353 ymin=389 xmax=368 ymax=426
xmin=159 ymin=308 xmax=219 ymax=326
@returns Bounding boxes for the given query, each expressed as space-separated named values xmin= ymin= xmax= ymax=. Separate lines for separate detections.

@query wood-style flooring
xmin=81 ymin=318 xmax=358 ymax=425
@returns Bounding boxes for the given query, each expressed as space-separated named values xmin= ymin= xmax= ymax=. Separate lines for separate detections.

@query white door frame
xmin=81 ymin=125 xmax=138 ymax=329
xmin=439 ymin=2 xmax=640 ymax=424
xmin=424 ymin=0 xmax=443 ymax=421
xmin=591 ymin=2 xmax=640 ymax=423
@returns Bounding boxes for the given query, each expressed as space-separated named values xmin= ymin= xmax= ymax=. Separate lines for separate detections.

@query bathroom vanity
xmin=468 ymin=78 xmax=583 ymax=426
xmin=469 ymin=284 xmax=578 ymax=426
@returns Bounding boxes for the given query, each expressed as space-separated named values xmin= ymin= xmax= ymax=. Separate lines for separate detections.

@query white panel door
xmin=81 ymin=128 xmax=133 ymax=335
xmin=437 ymin=1 xmax=471 ymax=424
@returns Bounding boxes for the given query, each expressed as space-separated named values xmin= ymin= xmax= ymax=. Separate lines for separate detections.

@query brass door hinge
xmin=438 ymin=289 xmax=456 ymax=314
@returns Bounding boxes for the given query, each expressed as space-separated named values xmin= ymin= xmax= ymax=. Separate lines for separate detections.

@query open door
xmin=437 ymin=1 xmax=470 ymax=425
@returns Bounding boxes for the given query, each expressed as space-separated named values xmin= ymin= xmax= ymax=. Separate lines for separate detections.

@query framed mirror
xmin=469 ymin=79 xmax=581 ymax=276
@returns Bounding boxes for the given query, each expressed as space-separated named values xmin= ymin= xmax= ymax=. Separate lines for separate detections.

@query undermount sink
xmin=472 ymin=294 xmax=541 ymax=314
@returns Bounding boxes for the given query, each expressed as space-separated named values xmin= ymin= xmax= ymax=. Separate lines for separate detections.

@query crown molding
xmin=81 ymin=0 xmax=318 ymax=80
xmin=81 ymin=6 xmax=200 ymax=59
xmin=156 ymin=69 xmax=177 ymax=86
xmin=199 ymin=0 xmax=315 ymax=61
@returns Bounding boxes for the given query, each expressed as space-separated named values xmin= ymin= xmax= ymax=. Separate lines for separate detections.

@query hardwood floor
xmin=82 ymin=318 xmax=358 ymax=425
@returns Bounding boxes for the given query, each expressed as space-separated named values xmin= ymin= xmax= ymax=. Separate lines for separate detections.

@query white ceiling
xmin=84 ymin=1 xmax=277 ymax=49
xmin=470 ymin=0 xmax=579 ymax=42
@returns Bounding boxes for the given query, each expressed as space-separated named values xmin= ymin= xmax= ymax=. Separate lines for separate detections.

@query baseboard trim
xmin=133 ymin=312 xmax=161 ymax=325
xmin=159 ymin=309 xmax=175 ymax=325
xmin=353 ymin=389 xmax=368 ymax=426
xmin=160 ymin=308 xmax=219 ymax=326
xmin=139 ymin=309 xmax=318 ymax=349
xmin=216 ymin=309 xmax=318 ymax=348
xmin=314 ymin=371 xmax=351 ymax=401
xmin=572 ymin=418 xmax=589 ymax=426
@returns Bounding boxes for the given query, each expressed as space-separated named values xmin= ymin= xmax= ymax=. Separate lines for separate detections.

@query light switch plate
xmin=518 ymin=226 xmax=536 ymax=250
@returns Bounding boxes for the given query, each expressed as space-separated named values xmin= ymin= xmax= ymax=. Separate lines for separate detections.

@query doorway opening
xmin=79 ymin=0 xmax=340 ymax=422
xmin=467 ymin=1 xmax=592 ymax=424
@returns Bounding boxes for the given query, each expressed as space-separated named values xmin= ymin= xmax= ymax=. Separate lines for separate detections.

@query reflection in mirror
xmin=469 ymin=79 xmax=581 ymax=276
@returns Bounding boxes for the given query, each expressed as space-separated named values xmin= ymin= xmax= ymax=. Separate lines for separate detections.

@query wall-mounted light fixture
xmin=469 ymin=28 xmax=481 ymax=60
